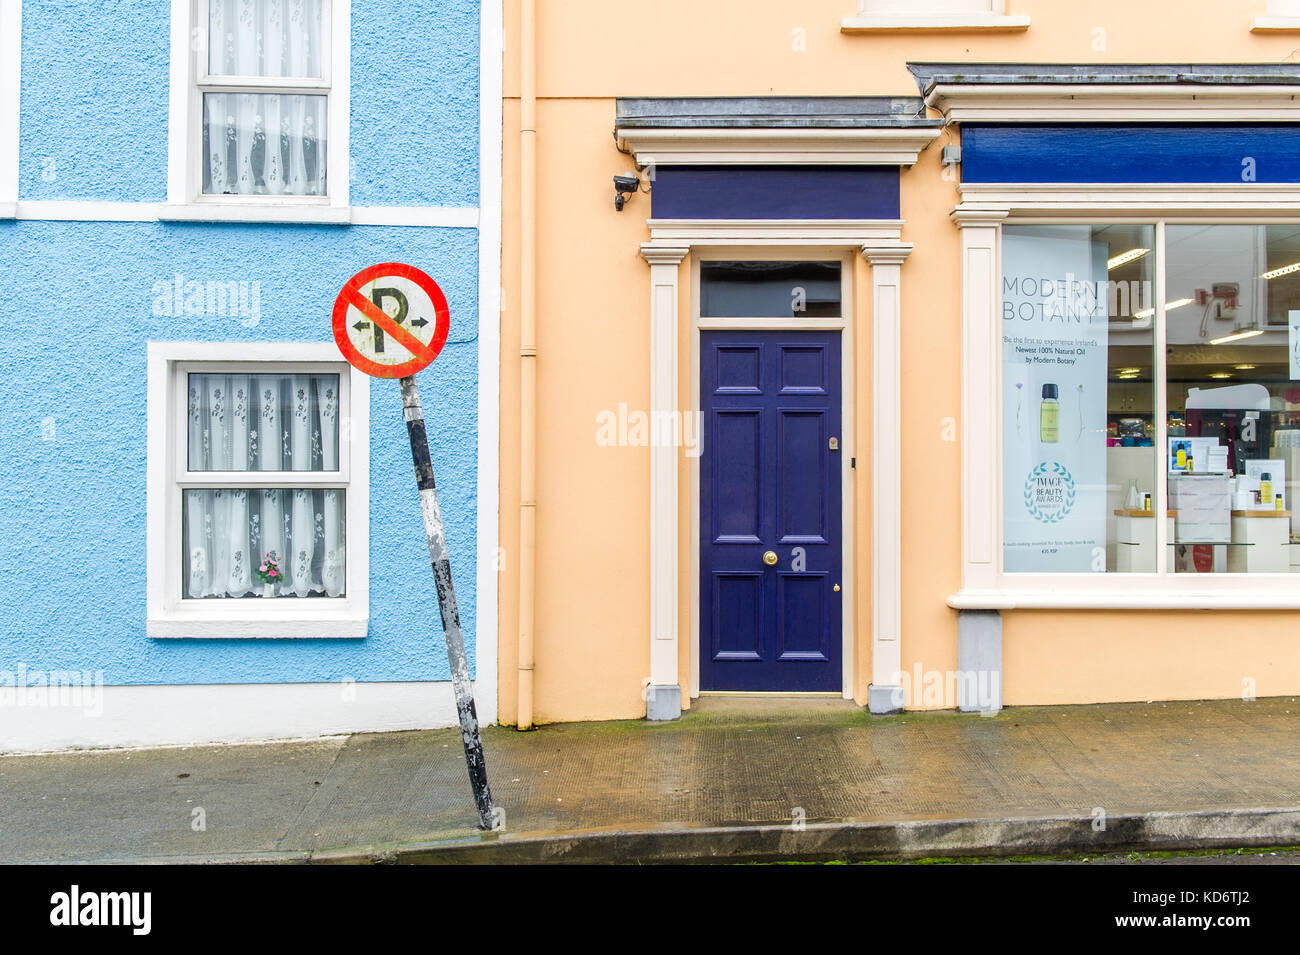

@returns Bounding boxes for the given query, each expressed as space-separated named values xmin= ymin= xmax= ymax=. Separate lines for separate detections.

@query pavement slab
xmin=1 ymin=696 xmax=1298 ymax=863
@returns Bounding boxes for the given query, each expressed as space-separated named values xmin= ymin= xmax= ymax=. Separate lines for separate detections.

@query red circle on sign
xmin=332 ymin=262 xmax=451 ymax=378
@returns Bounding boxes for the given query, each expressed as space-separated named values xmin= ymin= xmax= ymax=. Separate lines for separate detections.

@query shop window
xmin=1002 ymin=223 xmax=1300 ymax=577
xmin=700 ymin=261 xmax=842 ymax=318
xmin=1164 ymin=225 xmax=1300 ymax=574
xmin=147 ymin=343 xmax=369 ymax=638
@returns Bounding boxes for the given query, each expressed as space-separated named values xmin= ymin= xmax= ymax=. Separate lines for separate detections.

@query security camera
xmin=613 ymin=172 xmax=640 ymax=211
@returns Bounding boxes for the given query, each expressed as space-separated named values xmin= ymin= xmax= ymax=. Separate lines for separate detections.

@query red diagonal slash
xmin=342 ymin=282 xmax=436 ymax=363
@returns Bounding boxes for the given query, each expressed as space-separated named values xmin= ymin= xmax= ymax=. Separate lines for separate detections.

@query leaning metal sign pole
xmin=332 ymin=262 xmax=495 ymax=830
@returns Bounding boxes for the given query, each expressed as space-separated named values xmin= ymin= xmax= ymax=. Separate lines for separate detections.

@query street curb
xmin=308 ymin=807 xmax=1300 ymax=865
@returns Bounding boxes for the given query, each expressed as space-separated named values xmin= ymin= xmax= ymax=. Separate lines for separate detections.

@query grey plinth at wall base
xmin=867 ymin=684 xmax=905 ymax=715
xmin=958 ymin=609 xmax=1003 ymax=713
xmin=645 ymin=685 xmax=682 ymax=721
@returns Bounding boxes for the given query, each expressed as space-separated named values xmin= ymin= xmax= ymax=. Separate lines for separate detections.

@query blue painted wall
xmin=19 ymin=0 xmax=481 ymax=207
xmin=0 ymin=221 xmax=480 ymax=683
xmin=19 ymin=0 xmax=171 ymax=201
xmin=962 ymin=124 xmax=1300 ymax=184
xmin=651 ymin=165 xmax=901 ymax=220
xmin=3 ymin=1 xmax=485 ymax=685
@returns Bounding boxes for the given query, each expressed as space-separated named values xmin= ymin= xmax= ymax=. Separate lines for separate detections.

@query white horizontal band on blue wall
xmin=6 ymin=201 xmax=480 ymax=228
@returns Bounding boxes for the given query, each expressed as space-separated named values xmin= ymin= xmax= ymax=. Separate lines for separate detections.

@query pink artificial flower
xmin=269 ymin=570 xmax=277 ymax=577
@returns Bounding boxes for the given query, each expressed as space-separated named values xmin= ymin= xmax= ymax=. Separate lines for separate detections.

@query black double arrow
xmin=353 ymin=286 xmax=429 ymax=354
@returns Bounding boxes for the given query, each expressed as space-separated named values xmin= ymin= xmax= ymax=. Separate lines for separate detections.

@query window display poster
xmin=1002 ymin=228 xmax=1110 ymax=572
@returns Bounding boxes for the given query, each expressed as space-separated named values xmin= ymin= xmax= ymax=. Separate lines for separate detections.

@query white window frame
xmin=147 ymin=342 xmax=370 ymax=637
xmin=843 ymin=0 xmax=1028 ymax=32
xmin=952 ymin=189 xmax=1300 ymax=609
xmin=1254 ymin=0 xmax=1300 ymax=31
xmin=165 ymin=0 xmax=351 ymax=223
xmin=0 ymin=0 xmax=20 ymax=218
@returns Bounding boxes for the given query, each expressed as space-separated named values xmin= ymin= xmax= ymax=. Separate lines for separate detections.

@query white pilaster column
xmin=861 ymin=243 xmax=912 ymax=714
xmin=950 ymin=208 xmax=1008 ymax=594
xmin=640 ymin=244 xmax=689 ymax=720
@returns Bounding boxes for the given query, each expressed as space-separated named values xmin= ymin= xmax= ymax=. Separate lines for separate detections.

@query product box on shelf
xmin=1169 ymin=473 xmax=1232 ymax=543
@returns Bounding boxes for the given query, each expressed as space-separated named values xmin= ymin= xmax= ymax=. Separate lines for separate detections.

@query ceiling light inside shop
xmin=1261 ymin=261 xmax=1300 ymax=280
xmin=1107 ymin=248 xmax=1149 ymax=269
xmin=1208 ymin=372 xmax=1234 ymax=379
xmin=1116 ymin=367 xmax=1143 ymax=375
xmin=1209 ymin=328 xmax=1266 ymax=346
xmin=1132 ymin=297 xmax=1193 ymax=320
xmin=1234 ymin=364 xmax=1257 ymax=371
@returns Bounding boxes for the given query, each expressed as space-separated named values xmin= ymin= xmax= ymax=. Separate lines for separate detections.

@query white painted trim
xmin=474 ymin=0 xmax=503 ymax=725
xmin=928 ymin=84 xmax=1300 ymax=123
xmin=641 ymin=246 xmax=688 ymax=697
xmin=862 ymin=244 xmax=912 ymax=699
xmin=146 ymin=341 xmax=370 ymax=639
xmin=329 ymin=0 xmax=350 ymax=210
xmin=676 ymin=238 xmax=907 ymax=701
xmin=841 ymin=14 xmax=1028 ymax=32
xmin=648 ymin=219 xmax=907 ymax=247
xmin=959 ymin=183 xmax=1300 ymax=216
xmin=949 ymin=589 xmax=1300 ymax=610
xmin=0 ymin=0 xmax=20 ymax=208
xmin=953 ymin=209 xmax=1005 ymax=594
xmin=166 ymin=0 xmax=191 ymax=205
xmin=0 ymin=681 xmax=473 ymax=754
xmin=1251 ymin=15 xmax=1300 ymax=30
xmin=168 ymin=0 xmax=350 ymax=208
xmin=158 ymin=201 xmax=350 ymax=224
xmin=351 ymin=205 xmax=479 ymax=228
xmin=10 ymin=199 xmax=480 ymax=227
xmin=618 ymin=129 xmax=941 ymax=167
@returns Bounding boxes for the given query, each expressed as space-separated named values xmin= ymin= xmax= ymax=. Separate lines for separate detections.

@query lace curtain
xmin=204 ymin=0 xmax=327 ymax=196
xmin=183 ymin=373 xmax=345 ymax=599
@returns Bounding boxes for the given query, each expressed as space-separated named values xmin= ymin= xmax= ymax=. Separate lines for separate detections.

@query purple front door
xmin=699 ymin=329 xmax=843 ymax=691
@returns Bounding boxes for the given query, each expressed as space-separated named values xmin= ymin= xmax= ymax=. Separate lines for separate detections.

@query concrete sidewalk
xmin=2 ymin=696 xmax=1299 ymax=864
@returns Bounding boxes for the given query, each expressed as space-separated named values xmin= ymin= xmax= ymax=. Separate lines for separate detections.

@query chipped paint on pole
xmin=332 ymin=262 xmax=493 ymax=830
xmin=401 ymin=373 xmax=495 ymax=831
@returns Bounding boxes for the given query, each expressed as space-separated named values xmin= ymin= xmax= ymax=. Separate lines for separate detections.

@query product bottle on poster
xmin=1262 ymin=472 xmax=1274 ymax=506
xmin=1040 ymin=384 xmax=1060 ymax=444
xmin=1143 ymin=492 xmax=1152 ymax=512
xmin=1276 ymin=492 xmax=1285 ymax=512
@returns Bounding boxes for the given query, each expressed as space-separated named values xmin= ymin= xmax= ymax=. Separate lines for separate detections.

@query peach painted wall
xmin=500 ymin=0 xmax=1300 ymax=724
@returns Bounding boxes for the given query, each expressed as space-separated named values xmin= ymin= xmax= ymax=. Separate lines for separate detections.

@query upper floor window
xmin=169 ymin=0 xmax=350 ymax=217
xmin=201 ymin=0 xmax=329 ymax=197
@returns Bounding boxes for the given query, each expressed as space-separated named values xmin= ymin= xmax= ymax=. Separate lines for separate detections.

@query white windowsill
xmin=157 ymin=201 xmax=351 ymax=225
xmin=148 ymin=605 xmax=368 ymax=639
xmin=1251 ymin=15 xmax=1300 ymax=30
xmin=949 ymin=589 xmax=1300 ymax=611
xmin=841 ymin=14 xmax=1029 ymax=32
xmin=0 ymin=201 xmax=14 ymax=219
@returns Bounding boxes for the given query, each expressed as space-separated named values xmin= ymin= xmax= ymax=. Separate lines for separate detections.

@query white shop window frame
xmin=147 ymin=342 xmax=370 ymax=637
xmin=165 ymin=0 xmax=351 ymax=223
xmin=953 ymin=200 xmax=1300 ymax=610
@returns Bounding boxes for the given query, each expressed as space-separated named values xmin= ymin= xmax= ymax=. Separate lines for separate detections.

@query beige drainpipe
xmin=516 ymin=0 xmax=537 ymax=730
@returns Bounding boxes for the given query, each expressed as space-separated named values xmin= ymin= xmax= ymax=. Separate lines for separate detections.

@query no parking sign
xmin=332 ymin=263 xmax=495 ymax=831
xmin=331 ymin=262 xmax=451 ymax=378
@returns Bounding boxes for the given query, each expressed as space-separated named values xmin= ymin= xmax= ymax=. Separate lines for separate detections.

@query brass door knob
xmin=762 ymin=550 xmax=778 ymax=566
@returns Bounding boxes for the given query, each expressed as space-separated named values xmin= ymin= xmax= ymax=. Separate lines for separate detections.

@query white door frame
xmin=640 ymin=219 xmax=912 ymax=715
